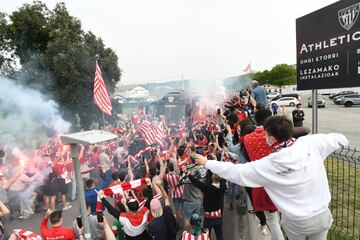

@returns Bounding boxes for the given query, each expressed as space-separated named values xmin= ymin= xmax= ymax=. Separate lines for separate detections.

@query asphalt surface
xmin=284 ymin=94 xmax=360 ymax=149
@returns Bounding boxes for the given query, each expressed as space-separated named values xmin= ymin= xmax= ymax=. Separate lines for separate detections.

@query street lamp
xmin=60 ymin=130 xmax=117 ymax=240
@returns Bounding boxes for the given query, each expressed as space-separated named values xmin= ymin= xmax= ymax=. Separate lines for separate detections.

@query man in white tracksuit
xmin=195 ymin=115 xmax=348 ymax=240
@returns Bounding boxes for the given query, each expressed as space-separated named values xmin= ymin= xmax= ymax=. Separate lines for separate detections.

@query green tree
xmin=0 ymin=1 xmax=121 ymax=129
xmin=254 ymin=64 xmax=296 ymax=87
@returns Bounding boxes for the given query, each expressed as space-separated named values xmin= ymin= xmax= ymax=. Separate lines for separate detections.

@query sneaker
xmin=258 ymin=224 xmax=270 ymax=235
xmin=18 ymin=215 xmax=28 ymax=219
xmin=63 ymin=204 xmax=72 ymax=211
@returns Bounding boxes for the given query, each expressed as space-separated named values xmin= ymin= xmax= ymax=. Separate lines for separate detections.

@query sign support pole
xmin=312 ymin=89 xmax=318 ymax=134
xmin=70 ymin=144 xmax=91 ymax=240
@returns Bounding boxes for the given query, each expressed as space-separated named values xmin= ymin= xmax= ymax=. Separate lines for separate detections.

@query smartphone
xmin=76 ymin=217 xmax=83 ymax=228
xmin=196 ymin=147 xmax=204 ymax=155
xmin=97 ymin=211 xmax=104 ymax=223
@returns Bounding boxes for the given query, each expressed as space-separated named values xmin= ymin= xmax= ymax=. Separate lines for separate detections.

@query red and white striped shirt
xmin=164 ymin=172 xmax=183 ymax=199
xmin=181 ymin=230 xmax=210 ymax=240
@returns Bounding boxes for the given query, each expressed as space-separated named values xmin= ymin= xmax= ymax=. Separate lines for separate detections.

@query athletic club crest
xmin=168 ymin=97 xmax=174 ymax=103
xmin=338 ymin=3 xmax=360 ymax=30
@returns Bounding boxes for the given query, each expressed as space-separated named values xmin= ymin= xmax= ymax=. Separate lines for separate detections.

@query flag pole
xmin=102 ymin=112 xmax=106 ymax=129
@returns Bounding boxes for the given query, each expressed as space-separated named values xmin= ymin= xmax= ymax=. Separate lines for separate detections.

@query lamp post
xmin=60 ymin=130 xmax=117 ymax=240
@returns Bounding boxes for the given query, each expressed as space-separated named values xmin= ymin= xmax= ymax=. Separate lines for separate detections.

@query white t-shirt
xmin=99 ymin=152 xmax=111 ymax=171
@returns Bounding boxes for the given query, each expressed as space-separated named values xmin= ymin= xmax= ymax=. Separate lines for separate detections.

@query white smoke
xmin=187 ymin=78 xmax=229 ymax=114
xmin=0 ymin=76 xmax=71 ymax=149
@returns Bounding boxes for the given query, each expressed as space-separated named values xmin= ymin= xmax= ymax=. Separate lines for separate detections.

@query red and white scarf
xmin=271 ymin=138 xmax=296 ymax=153
xmin=13 ymin=230 xmax=41 ymax=240
xmin=103 ymin=178 xmax=148 ymax=196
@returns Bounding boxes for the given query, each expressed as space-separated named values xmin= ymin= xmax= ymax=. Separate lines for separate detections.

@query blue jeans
xmin=228 ymin=182 xmax=240 ymax=204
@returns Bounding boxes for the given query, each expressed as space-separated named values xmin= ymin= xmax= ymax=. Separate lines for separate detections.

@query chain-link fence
xmin=326 ymin=147 xmax=360 ymax=240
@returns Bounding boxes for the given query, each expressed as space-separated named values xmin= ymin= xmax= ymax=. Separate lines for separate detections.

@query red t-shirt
xmin=91 ymin=152 xmax=100 ymax=165
xmin=52 ymin=163 xmax=65 ymax=177
xmin=40 ymin=218 xmax=76 ymax=240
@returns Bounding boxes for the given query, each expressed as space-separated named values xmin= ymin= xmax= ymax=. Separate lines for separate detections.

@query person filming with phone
xmin=72 ymin=202 xmax=104 ymax=240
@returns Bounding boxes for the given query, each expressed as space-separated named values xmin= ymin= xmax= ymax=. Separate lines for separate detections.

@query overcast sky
xmin=2 ymin=0 xmax=338 ymax=84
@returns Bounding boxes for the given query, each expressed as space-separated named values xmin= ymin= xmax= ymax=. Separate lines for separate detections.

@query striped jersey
xmin=164 ymin=171 xmax=184 ymax=199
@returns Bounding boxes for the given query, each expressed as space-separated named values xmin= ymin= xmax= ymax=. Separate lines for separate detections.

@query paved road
xmin=283 ymin=94 xmax=360 ymax=149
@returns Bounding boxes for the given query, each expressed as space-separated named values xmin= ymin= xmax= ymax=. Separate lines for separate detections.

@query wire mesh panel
xmin=326 ymin=147 xmax=360 ymax=240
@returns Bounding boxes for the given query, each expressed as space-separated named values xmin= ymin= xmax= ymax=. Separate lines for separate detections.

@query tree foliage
xmin=0 ymin=1 xmax=121 ymax=129
xmin=254 ymin=64 xmax=296 ymax=87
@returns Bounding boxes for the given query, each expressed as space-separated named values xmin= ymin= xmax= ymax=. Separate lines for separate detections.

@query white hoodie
xmin=205 ymin=133 xmax=348 ymax=220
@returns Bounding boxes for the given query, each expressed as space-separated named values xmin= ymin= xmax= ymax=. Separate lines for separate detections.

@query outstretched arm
xmin=158 ymin=155 xmax=166 ymax=181
xmin=195 ymin=154 xmax=265 ymax=188
xmin=144 ymin=178 xmax=153 ymax=209
xmin=127 ymin=160 xmax=134 ymax=181
xmin=98 ymin=191 xmax=121 ymax=219
xmin=154 ymin=177 xmax=170 ymax=206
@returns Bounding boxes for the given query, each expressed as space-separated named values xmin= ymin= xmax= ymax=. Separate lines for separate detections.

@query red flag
xmin=243 ymin=62 xmax=251 ymax=72
xmin=94 ymin=61 xmax=112 ymax=115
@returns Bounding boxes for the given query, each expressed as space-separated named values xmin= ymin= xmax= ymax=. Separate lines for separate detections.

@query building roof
xmin=115 ymin=84 xmax=149 ymax=93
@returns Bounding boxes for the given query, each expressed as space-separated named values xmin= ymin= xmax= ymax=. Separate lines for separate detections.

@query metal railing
xmin=326 ymin=147 xmax=360 ymax=240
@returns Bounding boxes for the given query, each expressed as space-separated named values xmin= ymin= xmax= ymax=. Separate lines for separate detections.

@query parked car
xmin=333 ymin=96 xmax=344 ymax=105
xmin=267 ymin=92 xmax=280 ymax=99
xmin=271 ymin=93 xmax=301 ymax=102
xmin=337 ymin=94 xmax=360 ymax=107
xmin=308 ymin=96 xmax=326 ymax=108
xmin=271 ymin=97 xmax=299 ymax=107
xmin=333 ymin=94 xmax=354 ymax=104
xmin=329 ymin=91 xmax=357 ymax=99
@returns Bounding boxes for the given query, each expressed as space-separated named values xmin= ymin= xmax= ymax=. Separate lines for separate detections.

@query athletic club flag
xmin=94 ymin=60 xmax=112 ymax=115
xmin=137 ymin=121 xmax=165 ymax=148
xmin=103 ymin=178 xmax=148 ymax=196
xmin=243 ymin=62 xmax=251 ymax=73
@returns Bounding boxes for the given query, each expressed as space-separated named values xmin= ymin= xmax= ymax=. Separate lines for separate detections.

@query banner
xmin=296 ymin=0 xmax=360 ymax=90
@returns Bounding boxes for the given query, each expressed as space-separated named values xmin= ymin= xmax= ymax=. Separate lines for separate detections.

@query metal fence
xmin=326 ymin=147 xmax=360 ymax=240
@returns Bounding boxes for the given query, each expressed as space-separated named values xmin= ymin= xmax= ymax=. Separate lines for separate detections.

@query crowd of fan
xmin=0 ymin=81 xmax=317 ymax=240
